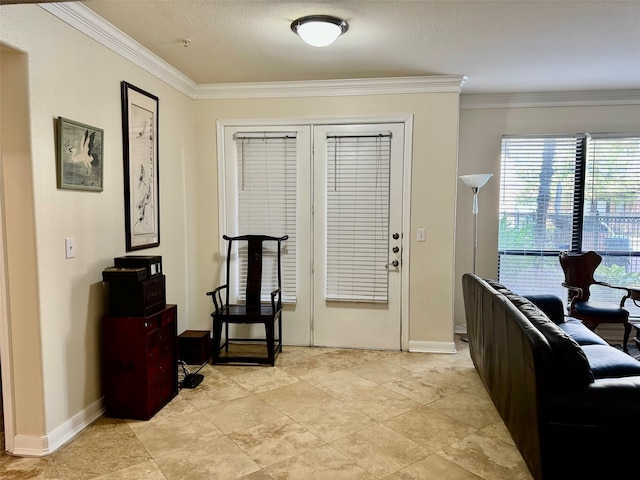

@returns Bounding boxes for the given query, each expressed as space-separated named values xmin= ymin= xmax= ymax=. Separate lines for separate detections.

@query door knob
xmin=393 ymin=246 xmax=400 ymax=253
xmin=392 ymin=233 xmax=400 ymax=240
xmin=385 ymin=260 xmax=399 ymax=269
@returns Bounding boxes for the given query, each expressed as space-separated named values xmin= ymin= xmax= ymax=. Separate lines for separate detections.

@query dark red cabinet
xmin=101 ymin=305 xmax=178 ymax=420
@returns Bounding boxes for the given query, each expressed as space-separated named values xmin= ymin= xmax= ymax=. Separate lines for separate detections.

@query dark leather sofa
xmin=462 ymin=273 xmax=640 ymax=480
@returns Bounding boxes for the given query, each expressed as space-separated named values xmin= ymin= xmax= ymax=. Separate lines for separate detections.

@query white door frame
xmin=217 ymin=115 xmax=413 ymax=350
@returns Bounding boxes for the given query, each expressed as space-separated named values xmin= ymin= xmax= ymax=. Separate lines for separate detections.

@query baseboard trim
xmin=11 ymin=398 xmax=104 ymax=457
xmin=408 ymin=340 xmax=457 ymax=354
xmin=454 ymin=324 xmax=467 ymax=334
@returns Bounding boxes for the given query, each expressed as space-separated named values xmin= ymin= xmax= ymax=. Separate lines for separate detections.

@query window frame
xmin=498 ymin=133 xmax=640 ymax=316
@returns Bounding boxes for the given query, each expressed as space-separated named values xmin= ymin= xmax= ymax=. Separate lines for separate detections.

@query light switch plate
xmin=417 ymin=228 xmax=426 ymax=242
xmin=65 ymin=237 xmax=75 ymax=258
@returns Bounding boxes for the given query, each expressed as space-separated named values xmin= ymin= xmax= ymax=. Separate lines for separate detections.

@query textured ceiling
xmin=48 ymin=1 xmax=640 ymax=93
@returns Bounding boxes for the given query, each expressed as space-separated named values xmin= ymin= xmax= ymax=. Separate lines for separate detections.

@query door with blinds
xmin=312 ymin=124 xmax=404 ymax=349
xmin=221 ymin=126 xmax=312 ymax=345
xmin=221 ymin=122 xmax=404 ymax=349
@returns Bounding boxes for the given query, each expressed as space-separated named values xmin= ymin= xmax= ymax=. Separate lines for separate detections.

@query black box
xmin=102 ymin=267 xmax=147 ymax=283
xmin=178 ymin=330 xmax=211 ymax=365
xmin=114 ymin=255 xmax=162 ymax=279
xmin=106 ymin=274 xmax=166 ymax=316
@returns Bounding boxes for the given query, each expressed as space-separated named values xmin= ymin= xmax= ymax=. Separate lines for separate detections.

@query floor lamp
xmin=459 ymin=173 xmax=493 ymax=274
xmin=458 ymin=173 xmax=493 ymax=342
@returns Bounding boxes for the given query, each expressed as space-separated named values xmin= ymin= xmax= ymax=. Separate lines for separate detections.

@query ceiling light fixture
xmin=291 ymin=15 xmax=348 ymax=47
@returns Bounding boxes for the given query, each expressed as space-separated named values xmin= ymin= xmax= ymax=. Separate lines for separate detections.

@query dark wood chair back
xmin=223 ymin=234 xmax=286 ymax=308
xmin=559 ymin=250 xmax=602 ymax=302
xmin=208 ymin=234 xmax=288 ymax=365
xmin=558 ymin=250 xmax=633 ymax=352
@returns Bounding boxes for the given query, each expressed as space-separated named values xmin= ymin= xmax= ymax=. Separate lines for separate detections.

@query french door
xmin=221 ymin=122 xmax=405 ymax=349
xmin=312 ymin=124 xmax=404 ymax=349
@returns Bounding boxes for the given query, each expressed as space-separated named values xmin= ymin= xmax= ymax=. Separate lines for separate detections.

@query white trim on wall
xmin=408 ymin=340 xmax=457 ymax=354
xmin=461 ymin=90 xmax=640 ymax=109
xmin=194 ymin=76 xmax=467 ymax=99
xmin=12 ymin=399 xmax=103 ymax=457
xmin=39 ymin=2 xmax=196 ymax=97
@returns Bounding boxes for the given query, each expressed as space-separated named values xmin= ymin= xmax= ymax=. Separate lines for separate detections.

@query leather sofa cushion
xmin=486 ymin=280 xmax=594 ymax=388
xmin=523 ymin=294 xmax=565 ymax=325
xmin=581 ymin=344 xmax=640 ymax=379
xmin=558 ymin=319 xmax=609 ymax=346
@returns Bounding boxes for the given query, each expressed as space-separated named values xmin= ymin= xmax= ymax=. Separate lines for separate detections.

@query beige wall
xmin=1 ymin=47 xmax=46 ymax=438
xmin=455 ymin=103 xmax=640 ymax=328
xmin=1 ymin=4 xmax=194 ymax=449
xmin=192 ymin=94 xmax=462 ymax=348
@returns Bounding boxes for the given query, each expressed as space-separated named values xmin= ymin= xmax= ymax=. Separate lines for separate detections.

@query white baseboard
xmin=11 ymin=398 xmax=104 ymax=456
xmin=408 ymin=340 xmax=457 ymax=354
xmin=454 ymin=324 xmax=467 ymax=334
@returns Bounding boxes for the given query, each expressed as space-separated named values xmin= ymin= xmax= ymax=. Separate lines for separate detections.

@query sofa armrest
xmin=524 ymin=294 xmax=566 ymax=324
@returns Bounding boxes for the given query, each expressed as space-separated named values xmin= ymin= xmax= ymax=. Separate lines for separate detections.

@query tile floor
xmin=0 ymin=338 xmax=533 ymax=479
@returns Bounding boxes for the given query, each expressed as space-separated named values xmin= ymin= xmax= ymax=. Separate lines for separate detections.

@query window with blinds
xmin=498 ymin=134 xmax=640 ymax=317
xmin=325 ymin=134 xmax=391 ymax=302
xmin=234 ymin=133 xmax=297 ymax=303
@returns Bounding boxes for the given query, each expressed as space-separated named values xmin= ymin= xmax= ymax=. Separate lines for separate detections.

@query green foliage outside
xmin=596 ymin=263 xmax=640 ymax=287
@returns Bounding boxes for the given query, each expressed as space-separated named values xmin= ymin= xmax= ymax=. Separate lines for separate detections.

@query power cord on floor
xmin=178 ymin=360 xmax=205 ymax=389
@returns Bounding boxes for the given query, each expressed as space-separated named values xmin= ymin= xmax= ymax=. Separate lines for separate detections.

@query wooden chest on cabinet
xmin=101 ymin=304 xmax=178 ymax=420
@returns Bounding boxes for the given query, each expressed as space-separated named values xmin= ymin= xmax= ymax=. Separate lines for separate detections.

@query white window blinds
xmin=325 ymin=134 xmax=391 ymax=302
xmin=498 ymin=135 xmax=583 ymax=298
xmin=235 ymin=133 xmax=297 ymax=302
xmin=498 ymin=133 xmax=640 ymax=317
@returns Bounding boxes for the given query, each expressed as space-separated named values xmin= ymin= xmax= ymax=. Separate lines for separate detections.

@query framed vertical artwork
xmin=121 ymin=81 xmax=160 ymax=251
xmin=57 ymin=117 xmax=104 ymax=191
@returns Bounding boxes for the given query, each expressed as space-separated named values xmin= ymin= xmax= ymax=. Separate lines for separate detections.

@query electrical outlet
xmin=65 ymin=237 xmax=75 ymax=258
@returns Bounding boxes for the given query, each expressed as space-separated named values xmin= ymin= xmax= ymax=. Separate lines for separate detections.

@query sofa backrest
xmin=462 ymin=274 xmax=552 ymax=480
xmin=485 ymin=280 xmax=595 ymax=389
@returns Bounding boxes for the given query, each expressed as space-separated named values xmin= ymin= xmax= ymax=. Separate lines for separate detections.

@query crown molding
xmin=40 ymin=3 xmax=466 ymax=99
xmin=460 ymin=90 xmax=640 ymax=109
xmin=193 ymin=75 xmax=468 ymax=100
xmin=39 ymin=2 xmax=197 ymax=97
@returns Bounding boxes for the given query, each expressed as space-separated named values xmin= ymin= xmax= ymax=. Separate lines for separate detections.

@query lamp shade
xmin=291 ymin=15 xmax=348 ymax=47
xmin=459 ymin=173 xmax=493 ymax=189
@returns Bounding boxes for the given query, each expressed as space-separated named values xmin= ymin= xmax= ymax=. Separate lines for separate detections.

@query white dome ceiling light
xmin=291 ymin=15 xmax=349 ymax=47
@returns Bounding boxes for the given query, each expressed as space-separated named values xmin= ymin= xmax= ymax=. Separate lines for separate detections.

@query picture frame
xmin=121 ymin=81 xmax=160 ymax=251
xmin=57 ymin=117 xmax=104 ymax=191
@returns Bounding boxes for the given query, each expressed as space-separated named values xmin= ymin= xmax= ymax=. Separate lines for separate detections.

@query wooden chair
xmin=559 ymin=250 xmax=632 ymax=352
xmin=207 ymin=234 xmax=288 ymax=366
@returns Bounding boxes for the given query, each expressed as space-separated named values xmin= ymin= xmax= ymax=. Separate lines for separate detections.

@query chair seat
xmin=573 ymin=301 xmax=628 ymax=320
xmin=216 ymin=304 xmax=278 ymax=323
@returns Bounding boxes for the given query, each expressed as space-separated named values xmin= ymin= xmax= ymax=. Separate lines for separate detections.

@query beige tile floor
xmin=0 ymin=338 xmax=533 ymax=480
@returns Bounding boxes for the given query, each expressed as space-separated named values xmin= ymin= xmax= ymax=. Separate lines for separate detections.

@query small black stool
xmin=178 ymin=330 xmax=211 ymax=365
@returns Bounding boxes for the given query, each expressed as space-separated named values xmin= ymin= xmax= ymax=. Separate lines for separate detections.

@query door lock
xmin=392 ymin=246 xmax=400 ymax=253
xmin=385 ymin=260 xmax=399 ymax=269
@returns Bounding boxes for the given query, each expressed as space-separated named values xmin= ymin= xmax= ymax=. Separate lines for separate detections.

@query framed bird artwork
xmin=121 ymin=81 xmax=160 ymax=251
xmin=57 ymin=116 xmax=104 ymax=192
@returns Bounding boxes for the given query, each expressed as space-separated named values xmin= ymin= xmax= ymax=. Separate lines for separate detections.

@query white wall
xmin=1 ymin=4 xmax=194 ymax=453
xmin=455 ymin=102 xmax=640 ymax=328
